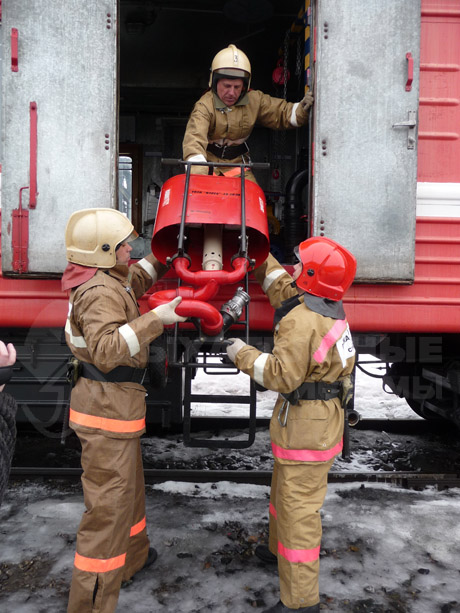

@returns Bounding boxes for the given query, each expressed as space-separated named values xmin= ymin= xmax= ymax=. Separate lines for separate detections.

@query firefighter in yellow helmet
xmin=226 ymin=237 xmax=357 ymax=613
xmin=62 ymin=208 xmax=187 ymax=613
xmin=183 ymin=44 xmax=313 ymax=182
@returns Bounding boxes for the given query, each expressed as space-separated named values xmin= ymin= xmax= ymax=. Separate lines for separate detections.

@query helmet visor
xmin=116 ymin=229 xmax=139 ymax=250
xmin=214 ymin=68 xmax=250 ymax=80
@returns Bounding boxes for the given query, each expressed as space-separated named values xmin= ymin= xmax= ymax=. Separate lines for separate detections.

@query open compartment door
xmin=312 ymin=0 xmax=421 ymax=283
xmin=1 ymin=0 xmax=118 ymax=275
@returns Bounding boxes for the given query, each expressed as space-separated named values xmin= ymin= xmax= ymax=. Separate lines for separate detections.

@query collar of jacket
xmin=105 ymin=264 xmax=131 ymax=285
xmin=273 ymin=293 xmax=345 ymax=326
xmin=273 ymin=294 xmax=304 ymax=327
xmin=304 ymin=293 xmax=345 ymax=319
xmin=213 ymin=91 xmax=249 ymax=111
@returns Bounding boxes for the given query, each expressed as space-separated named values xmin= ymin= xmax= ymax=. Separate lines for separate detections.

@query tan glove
xmin=299 ymin=91 xmax=314 ymax=111
xmin=152 ymin=296 xmax=188 ymax=325
xmin=226 ymin=338 xmax=247 ymax=363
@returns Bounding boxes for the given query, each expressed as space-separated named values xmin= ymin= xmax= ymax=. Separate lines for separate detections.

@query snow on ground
xmin=1 ymin=480 xmax=459 ymax=612
xmin=189 ymin=354 xmax=417 ymax=421
xmin=1 ymin=357 xmax=460 ymax=612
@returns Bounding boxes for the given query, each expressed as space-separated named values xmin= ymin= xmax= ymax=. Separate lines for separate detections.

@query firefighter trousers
xmin=67 ymin=432 xmax=150 ymax=613
xmin=268 ymin=457 xmax=335 ymax=609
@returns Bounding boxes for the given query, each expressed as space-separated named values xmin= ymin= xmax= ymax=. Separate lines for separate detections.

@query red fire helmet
xmin=295 ymin=236 xmax=357 ymax=301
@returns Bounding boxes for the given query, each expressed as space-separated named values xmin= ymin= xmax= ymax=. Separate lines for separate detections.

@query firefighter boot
xmin=121 ymin=547 xmax=157 ymax=588
xmin=262 ymin=601 xmax=320 ymax=613
xmin=143 ymin=547 xmax=158 ymax=569
xmin=254 ymin=544 xmax=277 ymax=564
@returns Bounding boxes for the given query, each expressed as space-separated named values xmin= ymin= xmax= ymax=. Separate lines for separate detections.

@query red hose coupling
xmin=147 ymin=281 xmax=223 ymax=336
xmin=173 ymin=257 xmax=248 ymax=285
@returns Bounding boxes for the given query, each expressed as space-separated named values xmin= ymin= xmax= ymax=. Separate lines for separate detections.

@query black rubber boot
xmin=262 ymin=601 xmax=320 ymax=613
xmin=254 ymin=544 xmax=277 ymax=564
xmin=143 ymin=547 xmax=158 ymax=569
xmin=121 ymin=547 xmax=158 ymax=588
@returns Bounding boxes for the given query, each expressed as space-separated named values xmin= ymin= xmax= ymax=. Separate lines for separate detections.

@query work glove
xmin=187 ymin=154 xmax=209 ymax=176
xmin=226 ymin=338 xmax=247 ymax=363
xmin=152 ymin=296 xmax=188 ymax=325
xmin=299 ymin=91 xmax=314 ymax=111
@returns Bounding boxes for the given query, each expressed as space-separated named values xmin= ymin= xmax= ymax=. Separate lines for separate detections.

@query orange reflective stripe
xmin=271 ymin=439 xmax=343 ymax=462
xmin=130 ymin=516 xmax=146 ymax=537
xmin=69 ymin=408 xmax=145 ymax=434
xmin=222 ymin=166 xmax=250 ymax=178
xmin=223 ymin=167 xmax=242 ymax=177
xmin=278 ymin=542 xmax=321 ymax=564
xmin=74 ymin=551 xmax=126 ymax=573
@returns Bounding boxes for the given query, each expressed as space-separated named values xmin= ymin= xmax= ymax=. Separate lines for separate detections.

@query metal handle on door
xmin=405 ymin=52 xmax=413 ymax=92
xmin=392 ymin=111 xmax=417 ymax=150
xmin=11 ymin=28 xmax=19 ymax=72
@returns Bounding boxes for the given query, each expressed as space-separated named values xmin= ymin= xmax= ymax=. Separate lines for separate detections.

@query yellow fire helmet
xmin=65 ymin=208 xmax=138 ymax=268
xmin=209 ymin=44 xmax=251 ymax=91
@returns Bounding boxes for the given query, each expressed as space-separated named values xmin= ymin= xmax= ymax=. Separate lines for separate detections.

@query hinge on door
xmin=12 ymin=188 xmax=29 ymax=273
xmin=12 ymin=102 xmax=39 ymax=273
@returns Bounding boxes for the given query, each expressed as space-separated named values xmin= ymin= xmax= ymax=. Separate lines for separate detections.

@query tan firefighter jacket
xmin=64 ymin=254 xmax=168 ymax=439
xmin=234 ymin=254 xmax=356 ymax=464
xmin=183 ymin=90 xmax=309 ymax=174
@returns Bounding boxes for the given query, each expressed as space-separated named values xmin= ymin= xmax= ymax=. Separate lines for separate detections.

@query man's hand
xmin=152 ymin=296 xmax=188 ymax=325
xmin=0 ymin=341 xmax=16 ymax=392
xmin=226 ymin=338 xmax=247 ymax=363
xmin=299 ymin=92 xmax=314 ymax=110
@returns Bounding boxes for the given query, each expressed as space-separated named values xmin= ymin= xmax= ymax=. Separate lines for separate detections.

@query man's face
xmin=292 ymin=262 xmax=302 ymax=282
xmin=115 ymin=241 xmax=133 ymax=266
xmin=216 ymin=78 xmax=244 ymax=107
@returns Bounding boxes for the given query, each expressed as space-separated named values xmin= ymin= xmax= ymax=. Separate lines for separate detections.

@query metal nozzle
xmin=220 ymin=287 xmax=250 ymax=332
xmin=347 ymin=409 xmax=361 ymax=427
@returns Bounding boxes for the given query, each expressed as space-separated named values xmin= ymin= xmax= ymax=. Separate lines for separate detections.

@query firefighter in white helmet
xmin=226 ymin=237 xmax=357 ymax=613
xmin=183 ymin=44 xmax=313 ymax=182
xmin=62 ymin=208 xmax=187 ymax=613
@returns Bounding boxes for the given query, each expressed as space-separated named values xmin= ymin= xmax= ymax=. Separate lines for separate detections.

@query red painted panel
xmin=344 ymin=217 xmax=460 ymax=333
xmin=418 ymin=0 xmax=460 ymax=183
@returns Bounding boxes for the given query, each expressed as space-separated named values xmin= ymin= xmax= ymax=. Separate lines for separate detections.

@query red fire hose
xmin=147 ymin=258 xmax=249 ymax=335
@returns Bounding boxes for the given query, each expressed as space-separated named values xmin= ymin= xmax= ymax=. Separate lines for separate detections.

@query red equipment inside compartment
xmin=148 ymin=174 xmax=270 ymax=335
xmin=151 ymin=174 xmax=270 ymax=269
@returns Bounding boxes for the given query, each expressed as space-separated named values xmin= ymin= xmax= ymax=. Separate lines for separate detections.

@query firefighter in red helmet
xmin=183 ymin=44 xmax=313 ymax=182
xmin=62 ymin=208 xmax=187 ymax=613
xmin=226 ymin=237 xmax=357 ymax=612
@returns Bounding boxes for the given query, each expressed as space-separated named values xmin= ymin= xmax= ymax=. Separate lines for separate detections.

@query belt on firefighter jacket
xmin=80 ymin=362 xmax=146 ymax=385
xmin=206 ymin=141 xmax=249 ymax=159
xmin=281 ymin=380 xmax=342 ymax=405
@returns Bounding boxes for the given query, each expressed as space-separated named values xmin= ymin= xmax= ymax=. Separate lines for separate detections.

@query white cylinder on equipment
xmin=202 ymin=224 xmax=223 ymax=270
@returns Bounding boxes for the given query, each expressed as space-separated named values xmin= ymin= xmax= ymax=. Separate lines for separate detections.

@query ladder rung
xmin=189 ymin=394 xmax=252 ymax=404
